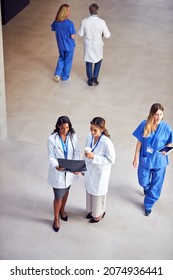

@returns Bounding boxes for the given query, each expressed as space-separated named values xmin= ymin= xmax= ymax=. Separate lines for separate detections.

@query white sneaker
xmin=54 ymin=75 xmax=60 ymax=82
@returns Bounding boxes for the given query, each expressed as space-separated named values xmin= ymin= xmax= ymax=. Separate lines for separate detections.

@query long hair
xmin=90 ymin=117 xmax=110 ymax=138
xmin=143 ymin=103 xmax=164 ymax=137
xmin=55 ymin=4 xmax=69 ymax=22
xmin=52 ymin=116 xmax=75 ymax=135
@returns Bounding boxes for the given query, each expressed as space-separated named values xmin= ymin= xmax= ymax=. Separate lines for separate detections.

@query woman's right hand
xmin=56 ymin=166 xmax=64 ymax=171
xmin=133 ymin=141 xmax=141 ymax=168
xmin=133 ymin=157 xmax=138 ymax=168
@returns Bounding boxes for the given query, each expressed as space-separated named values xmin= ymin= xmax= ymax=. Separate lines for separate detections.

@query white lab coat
xmin=78 ymin=15 xmax=111 ymax=63
xmin=84 ymin=133 xmax=115 ymax=196
xmin=47 ymin=133 xmax=80 ymax=188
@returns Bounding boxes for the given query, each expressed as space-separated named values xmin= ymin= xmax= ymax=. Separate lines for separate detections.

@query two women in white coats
xmin=84 ymin=117 xmax=116 ymax=223
xmin=47 ymin=116 xmax=80 ymax=232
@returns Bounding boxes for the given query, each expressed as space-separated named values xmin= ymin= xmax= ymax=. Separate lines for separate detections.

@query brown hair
xmin=89 ymin=3 xmax=99 ymax=15
xmin=90 ymin=117 xmax=110 ymax=138
xmin=143 ymin=103 xmax=164 ymax=137
xmin=55 ymin=4 xmax=70 ymax=22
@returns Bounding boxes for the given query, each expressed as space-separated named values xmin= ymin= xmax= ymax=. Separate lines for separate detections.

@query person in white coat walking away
xmin=84 ymin=117 xmax=116 ymax=223
xmin=47 ymin=116 xmax=80 ymax=232
xmin=78 ymin=3 xmax=111 ymax=86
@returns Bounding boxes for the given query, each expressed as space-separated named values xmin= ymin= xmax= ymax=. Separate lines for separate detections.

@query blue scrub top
xmin=51 ymin=19 xmax=76 ymax=51
xmin=132 ymin=120 xmax=173 ymax=169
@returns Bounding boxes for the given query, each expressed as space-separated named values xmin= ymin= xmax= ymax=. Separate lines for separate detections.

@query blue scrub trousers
xmin=86 ymin=60 xmax=102 ymax=82
xmin=138 ymin=165 xmax=166 ymax=210
xmin=55 ymin=49 xmax=74 ymax=80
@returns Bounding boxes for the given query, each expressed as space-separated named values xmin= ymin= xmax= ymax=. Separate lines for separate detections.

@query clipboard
xmin=58 ymin=158 xmax=87 ymax=172
xmin=157 ymin=146 xmax=173 ymax=155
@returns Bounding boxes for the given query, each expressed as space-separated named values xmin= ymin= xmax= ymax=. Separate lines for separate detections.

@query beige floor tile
xmin=0 ymin=0 xmax=173 ymax=260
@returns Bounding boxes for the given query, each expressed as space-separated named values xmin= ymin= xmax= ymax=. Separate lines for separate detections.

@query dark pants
xmin=86 ymin=60 xmax=102 ymax=82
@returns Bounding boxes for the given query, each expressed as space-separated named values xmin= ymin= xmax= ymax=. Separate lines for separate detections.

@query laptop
xmin=58 ymin=158 xmax=87 ymax=172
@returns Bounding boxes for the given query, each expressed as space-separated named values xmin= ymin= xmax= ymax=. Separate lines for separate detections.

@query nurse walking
xmin=84 ymin=117 xmax=115 ymax=223
xmin=132 ymin=103 xmax=173 ymax=216
xmin=78 ymin=3 xmax=111 ymax=86
xmin=51 ymin=4 xmax=76 ymax=81
xmin=47 ymin=116 xmax=80 ymax=232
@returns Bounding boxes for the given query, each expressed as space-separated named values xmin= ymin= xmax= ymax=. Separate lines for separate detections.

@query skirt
xmin=53 ymin=186 xmax=71 ymax=199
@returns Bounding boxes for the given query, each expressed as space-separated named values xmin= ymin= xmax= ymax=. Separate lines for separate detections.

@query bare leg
xmin=60 ymin=190 xmax=69 ymax=217
xmin=53 ymin=198 xmax=62 ymax=227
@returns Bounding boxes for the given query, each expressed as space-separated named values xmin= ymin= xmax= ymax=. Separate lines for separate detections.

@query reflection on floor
xmin=1 ymin=0 xmax=173 ymax=260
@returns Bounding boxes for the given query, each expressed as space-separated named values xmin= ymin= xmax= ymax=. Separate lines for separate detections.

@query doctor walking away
xmin=51 ymin=4 xmax=76 ymax=82
xmin=132 ymin=103 xmax=173 ymax=216
xmin=78 ymin=3 xmax=111 ymax=86
xmin=47 ymin=116 xmax=80 ymax=232
xmin=84 ymin=117 xmax=116 ymax=223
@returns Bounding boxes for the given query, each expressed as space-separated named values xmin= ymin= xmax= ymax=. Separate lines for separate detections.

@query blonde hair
xmin=55 ymin=4 xmax=69 ymax=22
xmin=143 ymin=103 xmax=164 ymax=137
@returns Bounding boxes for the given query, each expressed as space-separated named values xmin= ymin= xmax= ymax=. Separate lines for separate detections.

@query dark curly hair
xmin=52 ymin=116 xmax=75 ymax=135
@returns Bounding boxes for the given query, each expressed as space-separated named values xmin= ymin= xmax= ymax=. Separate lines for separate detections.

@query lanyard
xmin=143 ymin=123 xmax=161 ymax=156
xmin=90 ymin=134 xmax=102 ymax=152
xmin=60 ymin=135 xmax=68 ymax=159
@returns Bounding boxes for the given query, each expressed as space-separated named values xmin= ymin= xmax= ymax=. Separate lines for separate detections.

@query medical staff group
xmin=48 ymin=104 xmax=173 ymax=232
xmin=48 ymin=4 xmax=173 ymax=232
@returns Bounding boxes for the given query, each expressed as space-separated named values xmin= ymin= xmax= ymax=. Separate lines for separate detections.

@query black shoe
xmin=60 ymin=213 xmax=68 ymax=221
xmin=145 ymin=209 xmax=152 ymax=216
xmin=102 ymin=212 xmax=106 ymax=218
xmin=93 ymin=78 xmax=99 ymax=86
xmin=89 ymin=212 xmax=105 ymax=223
xmin=89 ymin=218 xmax=99 ymax=223
xmin=87 ymin=79 xmax=93 ymax=86
xmin=86 ymin=212 xmax=93 ymax=219
xmin=53 ymin=224 xmax=60 ymax=232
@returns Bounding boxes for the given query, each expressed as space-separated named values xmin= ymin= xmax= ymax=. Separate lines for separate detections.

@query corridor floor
xmin=0 ymin=0 xmax=173 ymax=260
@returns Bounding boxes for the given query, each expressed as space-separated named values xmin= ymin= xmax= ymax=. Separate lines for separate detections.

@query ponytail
xmin=102 ymin=128 xmax=110 ymax=138
xmin=90 ymin=117 xmax=110 ymax=138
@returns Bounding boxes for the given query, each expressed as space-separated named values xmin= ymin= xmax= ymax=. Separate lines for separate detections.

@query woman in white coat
xmin=48 ymin=116 xmax=80 ymax=232
xmin=84 ymin=117 xmax=115 ymax=223
xmin=78 ymin=3 xmax=111 ymax=86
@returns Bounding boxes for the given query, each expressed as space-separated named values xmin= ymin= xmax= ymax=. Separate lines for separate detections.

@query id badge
xmin=147 ymin=147 xmax=153 ymax=154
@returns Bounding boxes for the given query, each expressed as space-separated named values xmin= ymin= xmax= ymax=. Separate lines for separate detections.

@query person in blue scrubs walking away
xmin=51 ymin=4 xmax=76 ymax=82
xmin=132 ymin=103 xmax=173 ymax=216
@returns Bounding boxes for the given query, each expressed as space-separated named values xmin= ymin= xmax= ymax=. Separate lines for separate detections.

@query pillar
xmin=0 ymin=10 xmax=7 ymax=140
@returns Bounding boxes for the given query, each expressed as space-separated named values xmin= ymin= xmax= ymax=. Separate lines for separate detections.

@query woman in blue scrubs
xmin=132 ymin=103 xmax=173 ymax=216
xmin=51 ymin=4 xmax=76 ymax=81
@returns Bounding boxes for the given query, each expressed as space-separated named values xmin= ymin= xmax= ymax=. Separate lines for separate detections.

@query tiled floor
xmin=0 ymin=0 xmax=173 ymax=260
